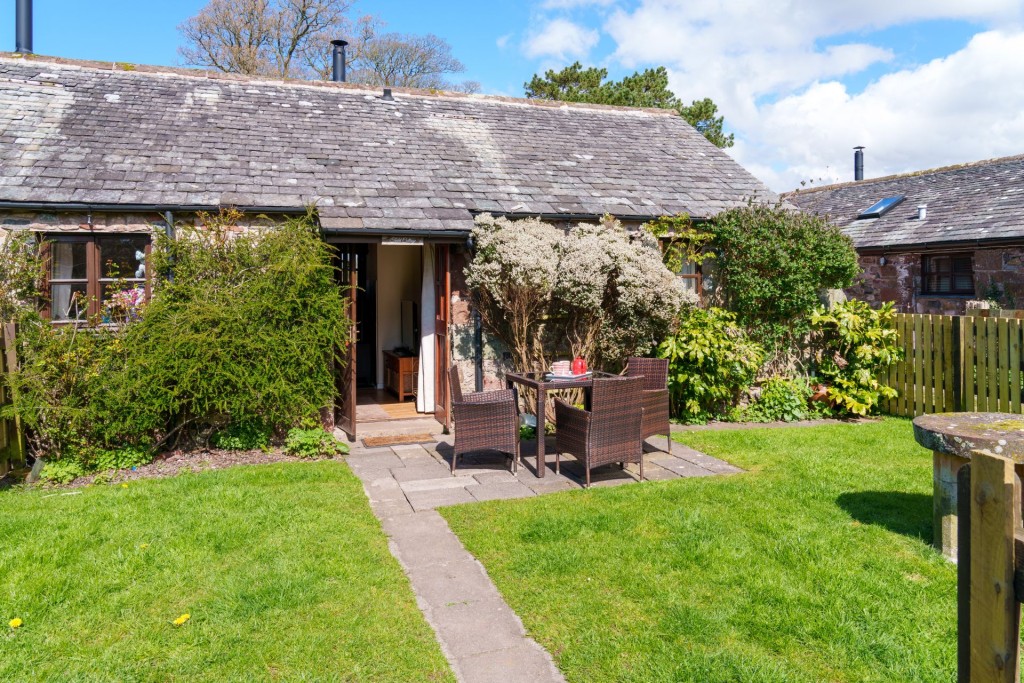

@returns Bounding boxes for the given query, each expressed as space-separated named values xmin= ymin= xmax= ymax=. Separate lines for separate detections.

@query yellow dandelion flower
xmin=139 ymin=543 xmax=149 ymax=549
xmin=9 ymin=618 xmax=23 ymax=629
xmin=172 ymin=613 xmax=190 ymax=626
xmin=121 ymin=483 xmax=129 ymax=489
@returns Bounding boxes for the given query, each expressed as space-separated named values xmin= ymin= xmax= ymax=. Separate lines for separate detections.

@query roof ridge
xmin=781 ymin=152 xmax=1024 ymax=198
xmin=0 ymin=51 xmax=680 ymax=117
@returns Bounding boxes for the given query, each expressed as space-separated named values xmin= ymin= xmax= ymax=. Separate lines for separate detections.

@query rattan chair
xmin=554 ymin=376 xmax=644 ymax=487
xmin=626 ymin=357 xmax=672 ymax=454
xmin=448 ymin=365 xmax=520 ymax=474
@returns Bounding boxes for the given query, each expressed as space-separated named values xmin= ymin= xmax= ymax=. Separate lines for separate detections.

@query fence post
xmin=953 ymin=315 xmax=964 ymax=412
xmin=959 ymin=463 xmax=973 ymax=683
xmin=966 ymin=449 xmax=1020 ymax=683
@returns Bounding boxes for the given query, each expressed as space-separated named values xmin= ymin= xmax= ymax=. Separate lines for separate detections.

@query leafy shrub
xmin=4 ymin=210 xmax=351 ymax=470
xmin=284 ymin=428 xmax=348 ymax=458
xmin=39 ymin=459 xmax=86 ymax=484
xmin=742 ymin=376 xmax=813 ymax=423
xmin=2 ymin=317 xmax=119 ymax=458
xmin=811 ymin=300 xmax=903 ymax=416
xmin=658 ymin=307 xmax=764 ymax=423
xmin=87 ymin=446 xmax=154 ymax=472
xmin=707 ymin=203 xmax=860 ymax=360
xmin=210 ymin=420 xmax=271 ymax=451
xmin=103 ymin=210 xmax=350 ymax=444
xmin=0 ymin=231 xmax=44 ymax=322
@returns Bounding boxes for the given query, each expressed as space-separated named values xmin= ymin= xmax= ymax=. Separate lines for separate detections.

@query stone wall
xmin=448 ymin=249 xmax=512 ymax=395
xmin=848 ymin=246 xmax=1024 ymax=314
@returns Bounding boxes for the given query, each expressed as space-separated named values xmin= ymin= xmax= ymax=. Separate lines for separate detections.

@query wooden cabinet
xmin=383 ymin=350 xmax=419 ymax=401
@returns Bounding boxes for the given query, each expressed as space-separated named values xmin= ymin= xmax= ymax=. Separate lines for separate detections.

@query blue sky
xmin=3 ymin=0 xmax=1023 ymax=191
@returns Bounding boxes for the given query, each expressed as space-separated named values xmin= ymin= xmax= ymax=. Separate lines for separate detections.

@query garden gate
xmin=886 ymin=312 xmax=1024 ymax=417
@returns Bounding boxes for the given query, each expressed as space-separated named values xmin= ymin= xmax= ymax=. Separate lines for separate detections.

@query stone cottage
xmin=0 ymin=52 xmax=774 ymax=438
xmin=785 ymin=154 xmax=1024 ymax=314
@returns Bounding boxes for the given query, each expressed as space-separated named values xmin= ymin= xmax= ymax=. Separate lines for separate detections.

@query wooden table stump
xmin=913 ymin=412 xmax=1024 ymax=561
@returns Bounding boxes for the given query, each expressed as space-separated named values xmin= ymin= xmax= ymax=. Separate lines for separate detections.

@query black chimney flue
xmin=331 ymin=39 xmax=348 ymax=83
xmin=854 ymin=146 xmax=865 ymax=181
xmin=16 ymin=0 xmax=33 ymax=54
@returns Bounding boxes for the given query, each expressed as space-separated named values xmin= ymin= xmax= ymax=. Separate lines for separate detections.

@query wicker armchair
xmin=554 ymin=376 xmax=644 ymax=487
xmin=448 ymin=365 xmax=520 ymax=474
xmin=626 ymin=357 xmax=672 ymax=454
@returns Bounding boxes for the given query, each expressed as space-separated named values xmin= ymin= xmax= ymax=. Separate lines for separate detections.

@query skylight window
xmin=857 ymin=195 xmax=905 ymax=219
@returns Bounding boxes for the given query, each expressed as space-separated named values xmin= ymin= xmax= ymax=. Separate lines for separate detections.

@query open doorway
xmin=333 ymin=241 xmax=452 ymax=439
xmin=359 ymin=242 xmax=421 ymax=423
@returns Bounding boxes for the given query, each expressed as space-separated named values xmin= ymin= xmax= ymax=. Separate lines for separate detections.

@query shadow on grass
xmin=837 ymin=490 xmax=933 ymax=543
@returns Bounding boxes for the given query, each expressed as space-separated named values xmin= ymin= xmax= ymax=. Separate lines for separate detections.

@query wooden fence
xmin=886 ymin=313 xmax=1024 ymax=417
xmin=957 ymin=450 xmax=1023 ymax=682
xmin=0 ymin=322 xmax=25 ymax=477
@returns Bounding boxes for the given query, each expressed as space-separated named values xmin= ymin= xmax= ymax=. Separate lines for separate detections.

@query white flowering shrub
xmin=465 ymin=214 xmax=562 ymax=373
xmin=466 ymin=213 xmax=696 ymax=374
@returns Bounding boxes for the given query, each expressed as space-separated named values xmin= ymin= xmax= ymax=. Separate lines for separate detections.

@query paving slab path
xmin=342 ymin=432 xmax=740 ymax=683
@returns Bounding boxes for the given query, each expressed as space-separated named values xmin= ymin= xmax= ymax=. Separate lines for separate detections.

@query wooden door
xmin=335 ymin=246 xmax=358 ymax=440
xmin=434 ymin=245 xmax=452 ymax=430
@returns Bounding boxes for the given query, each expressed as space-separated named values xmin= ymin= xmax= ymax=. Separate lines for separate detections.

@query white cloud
xmin=523 ymin=18 xmax=601 ymax=61
xmin=733 ymin=30 xmax=1024 ymax=191
xmin=496 ymin=33 xmax=512 ymax=49
xmin=590 ymin=0 xmax=1024 ymax=190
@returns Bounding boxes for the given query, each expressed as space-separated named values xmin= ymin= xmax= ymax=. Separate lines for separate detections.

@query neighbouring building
xmin=0 ymin=52 xmax=774 ymax=438
xmin=785 ymin=154 xmax=1024 ymax=315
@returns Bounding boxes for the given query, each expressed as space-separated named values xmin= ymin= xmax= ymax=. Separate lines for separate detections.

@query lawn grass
xmin=441 ymin=419 xmax=956 ymax=682
xmin=0 ymin=461 xmax=452 ymax=682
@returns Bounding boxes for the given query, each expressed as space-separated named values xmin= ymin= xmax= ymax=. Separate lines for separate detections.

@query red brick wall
xmin=848 ymin=246 xmax=1024 ymax=313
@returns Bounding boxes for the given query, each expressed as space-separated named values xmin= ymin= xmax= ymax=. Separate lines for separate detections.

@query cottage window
xmin=677 ymin=260 xmax=702 ymax=303
xmin=44 ymin=234 xmax=151 ymax=322
xmin=921 ymin=253 xmax=974 ymax=296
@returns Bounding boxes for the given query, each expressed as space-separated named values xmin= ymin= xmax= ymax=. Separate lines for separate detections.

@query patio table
xmin=505 ymin=371 xmax=616 ymax=478
xmin=912 ymin=412 xmax=1024 ymax=560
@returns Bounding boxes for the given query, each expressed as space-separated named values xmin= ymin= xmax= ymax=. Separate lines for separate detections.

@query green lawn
xmin=442 ymin=419 xmax=955 ymax=683
xmin=0 ymin=461 xmax=452 ymax=682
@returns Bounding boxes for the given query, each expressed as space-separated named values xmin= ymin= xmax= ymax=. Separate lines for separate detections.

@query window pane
xmin=98 ymin=236 xmax=149 ymax=279
xmin=678 ymin=276 xmax=699 ymax=295
xmin=954 ymin=274 xmax=973 ymax=292
xmin=50 ymin=283 xmax=88 ymax=322
xmin=677 ymin=261 xmax=697 ymax=276
xmin=51 ymin=241 xmax=87 ymax=280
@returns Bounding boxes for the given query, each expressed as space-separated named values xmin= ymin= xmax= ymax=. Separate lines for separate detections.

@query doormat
xmin=362 ymin=433 xmax=437 ymax=448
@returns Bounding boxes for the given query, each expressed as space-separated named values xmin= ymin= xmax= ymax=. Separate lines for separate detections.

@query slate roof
xmin=784 ymin=154 xmax=1024 ymax=251
xmin=0 ymin=53 xmax=774 ymax=233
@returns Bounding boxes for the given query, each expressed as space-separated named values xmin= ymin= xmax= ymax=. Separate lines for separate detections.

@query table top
xmin=506 ymin=371 xmax=616 ymax=390
xmin=912 ymin=412 xmax=1024 ymax=462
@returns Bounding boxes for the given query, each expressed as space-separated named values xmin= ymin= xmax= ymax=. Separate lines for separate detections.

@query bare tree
xmin=349 ymin=32 xmax=468 ymax=90
xmin=179 ymin=0 xmax=357 ymax=79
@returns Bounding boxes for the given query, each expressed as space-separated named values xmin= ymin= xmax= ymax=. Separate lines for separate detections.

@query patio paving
xmin=342 ymin=430 xmax=740 ymax=683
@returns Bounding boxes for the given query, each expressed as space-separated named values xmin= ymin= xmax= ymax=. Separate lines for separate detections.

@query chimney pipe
xmin=331 ymin=39 xmax=348 ymax=83
xmin=15 ymin=0 xmax=33 ymax=54
xmin=382 ymin=88 xmax=394 ymax=101
xmin=853 ymin=146 xmax=865 ymax=181
xmin=917 ymin=204 xmax=927 ymax=220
